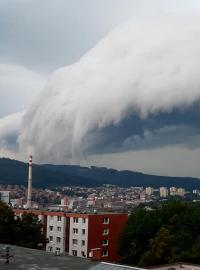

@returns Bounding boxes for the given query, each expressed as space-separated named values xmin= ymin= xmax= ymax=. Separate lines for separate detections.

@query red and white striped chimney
xmin=27 ymin=155 xmax=33 ymax=208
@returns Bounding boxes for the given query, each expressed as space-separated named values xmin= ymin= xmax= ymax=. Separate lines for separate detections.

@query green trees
xmin=16 ymin=212 xmax=46 ymax=248
xmin=0 ymin=202 xmax=46 ymax=248
xmin=0 ymin=201 xmax=16 ymax=244
xmin=119 ymin=200 xmax=200 ymax=266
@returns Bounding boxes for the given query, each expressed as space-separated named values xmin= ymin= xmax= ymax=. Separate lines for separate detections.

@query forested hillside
xmin=1 ymin=157 xmax=200 ymax=189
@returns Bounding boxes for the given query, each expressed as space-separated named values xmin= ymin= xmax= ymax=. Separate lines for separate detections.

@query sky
xmin=1 ymin=0 xmax=200 ymax=177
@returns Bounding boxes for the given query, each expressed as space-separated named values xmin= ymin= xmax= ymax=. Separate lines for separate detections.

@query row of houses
xmin=14 ymin=209 xmax=128 ymax=262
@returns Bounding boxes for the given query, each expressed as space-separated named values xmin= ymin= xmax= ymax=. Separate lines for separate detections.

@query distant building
xmin=145 ymin=187 xmax=154 ymax=196
xmin=0 ymin=191 xmax=10 ymax=204
xmin=140 ymin=191 xmax=146 ymax=201
xmin=169 ymin=187 xmax=185 ymax=197
xmin=14 ymin=209 xmax=128 ymax=262
xmin=59 ymin=196 xmax=69 ymax=210
xmin=177 ymin=188 xmax=185 ymax=197
xmin=159 ymin=187 xmax=168 ymax=198
xmin=170 ymin=187 xmax=177 ymax=196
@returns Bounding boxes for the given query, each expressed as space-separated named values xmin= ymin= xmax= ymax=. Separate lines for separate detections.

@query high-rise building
xmin=159 ymin=187 xmax=168 ymax=198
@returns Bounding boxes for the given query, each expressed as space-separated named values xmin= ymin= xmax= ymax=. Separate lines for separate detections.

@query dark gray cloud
xmin=86 ymin=104 xmax=200 ymax=154
xmin=18 ymin=12 xmax=200 ymax=164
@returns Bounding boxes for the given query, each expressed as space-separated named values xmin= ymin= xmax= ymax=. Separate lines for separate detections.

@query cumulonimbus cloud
xmin=18 ymin=12 xmax=200 ymax=163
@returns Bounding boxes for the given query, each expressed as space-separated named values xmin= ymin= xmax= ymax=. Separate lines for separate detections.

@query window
xmin=82 ymin=240 xmax=85 ymax=246
xmin=103 ymin=217 xmax=109 ymax=224
xmin=57 ymin=226 xmax=61 ymax=232
xmin=56 ymin=247 xmax=60 ymax=252
xmin=72 ymin=239 xmax=78 ymax=245
xmin=102 ymin=250 xmax=108 ymax=257
xmin=102 ymin=239 xmax=108 ymax=246
xmin=48 ymin=246 xmax=52 ymax=252
xmin=82 ymin=229 xmax=85 ymax=235
xmin=49 ymin=226 xmax=53 ymax=231
xmin=73 ymin=217 xmax=78 ymax=223
xmin=57 ymin=216 xmax=62 ymax=222
xmin=72 ymin=250 xmax=77 ymax=256
xmin=81 ymin=251 xmax=86 ymax=257
xmin=103 ymin=228 xmax=109 ymax=235
xmin=73 ymin=228 xmax=78 ymax=234
xmin=49 ymin=236 xmax=53 ymax=242
xmin=56 ymin=237 xmax=61 ymax=243
xmin=50 ymin=216 xmax=54 ymax=221
xmin=82 ymin=218 xmax=86 ymax=223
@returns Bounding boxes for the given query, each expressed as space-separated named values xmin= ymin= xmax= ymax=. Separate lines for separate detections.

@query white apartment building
xmin=69 ymin=216 xmax=88 ymax=258
xmin=46 ymin=214 xmax=66 ymax=254
xmin=160 ymin=187 xmax=168 ymax=198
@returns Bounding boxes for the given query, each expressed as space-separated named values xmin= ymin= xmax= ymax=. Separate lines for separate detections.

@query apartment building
xmin=159 ymin=187 xmax=168 ymax=198
xmin=14 ymin=209 xmax=128 ymax=262
xmin=46 ymin=213 xmax=67 ymax=254
xmin=0 ymin=191 xmax=10 ymax=204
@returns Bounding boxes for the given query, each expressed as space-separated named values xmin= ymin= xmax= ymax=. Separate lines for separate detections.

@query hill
xmin=0 ymin=157 xmax=200 ymax=189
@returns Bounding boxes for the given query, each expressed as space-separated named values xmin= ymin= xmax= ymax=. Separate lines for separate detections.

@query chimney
xmin=27 ymin=155 xmax=33 ymax=208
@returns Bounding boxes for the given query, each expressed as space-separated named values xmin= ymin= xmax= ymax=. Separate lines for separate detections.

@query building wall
xmin=65 ymin=217 xmax=70 ymax=253
xmin=0 ymin=191 xmax=10 ymax=204
xmin=45 ymin=212 xmax=66 ymax=254
xmin=69 ymin=215 xmax=89 ymax=258
xmin=88 ymin=213 xmax=128 ymax=262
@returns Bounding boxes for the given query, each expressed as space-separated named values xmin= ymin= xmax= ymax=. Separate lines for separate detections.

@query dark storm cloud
xmin=18 ymin=12 xmax=200 ymax=163
xmin=84 ymin=104 xmax=200 ymax=154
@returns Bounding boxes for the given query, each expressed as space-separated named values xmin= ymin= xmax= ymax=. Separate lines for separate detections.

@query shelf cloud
xmin=18 ymin=12 xmax=200 ymax=163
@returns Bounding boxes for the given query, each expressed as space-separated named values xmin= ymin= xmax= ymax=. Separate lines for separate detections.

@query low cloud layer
xmin=18 ymin=12 xmax=200 ymax=163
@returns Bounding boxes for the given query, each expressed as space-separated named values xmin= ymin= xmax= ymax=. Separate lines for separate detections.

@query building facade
xmin=159 ymin=187 xmax=168 ymax=198
xmin=14 ymin=209 xmax=128 ymax=262
xmin=0 ymin=191 xmax=10 ymax=204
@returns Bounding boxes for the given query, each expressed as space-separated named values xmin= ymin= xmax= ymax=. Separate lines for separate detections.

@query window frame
xmin=103 ymin=217 xmax=109 ymax=224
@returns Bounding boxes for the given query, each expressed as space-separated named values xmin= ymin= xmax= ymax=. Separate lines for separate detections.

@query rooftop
xmin=147 ymin=263 xmax=200 ymax=270
xmin=91 ymin=262 xmax=145 ymax=270
xmin=0 ymin=244 xmax=98 ymax=270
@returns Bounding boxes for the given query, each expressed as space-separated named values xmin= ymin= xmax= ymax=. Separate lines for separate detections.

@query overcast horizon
xmin=1 ymin=0 xmax=200 ymax=178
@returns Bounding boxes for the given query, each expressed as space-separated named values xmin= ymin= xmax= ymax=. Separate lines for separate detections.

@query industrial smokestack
xmin=27 ymin=155 xmax=33 ymax=208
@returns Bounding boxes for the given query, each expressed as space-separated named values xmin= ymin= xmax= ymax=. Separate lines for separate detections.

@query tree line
xmin=119 ymin=200 xmax=200 ymax=266
xmin=0 ymin=202 xmax=46 ymax=248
